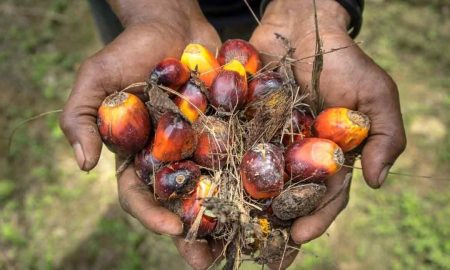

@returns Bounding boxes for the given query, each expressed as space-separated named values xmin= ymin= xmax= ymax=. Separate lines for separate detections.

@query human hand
xmin=249 ymin=0 xmax=406 ymax=267
xmin=59 ymin=1 xmax=223 ymax=268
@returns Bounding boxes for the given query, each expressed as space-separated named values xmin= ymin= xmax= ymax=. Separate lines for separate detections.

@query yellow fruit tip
xmin=223 ymin=59 xmax=246 ymax=77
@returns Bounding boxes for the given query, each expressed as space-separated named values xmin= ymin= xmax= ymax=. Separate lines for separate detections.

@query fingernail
xmin=378 ymin=165 xmax=392 ymax=186
xmin=176 ymin=221 xmax=184 ymax=235
xmin=165 ymin=220 xmax=184 ymax=236
xmin=166 ymin=221 xmax=183 ymax=236
xmin=73 ymin=143 xmax=86 ymax=170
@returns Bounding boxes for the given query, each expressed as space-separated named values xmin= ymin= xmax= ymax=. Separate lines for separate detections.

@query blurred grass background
xmin=0 ymin=0 xmax=449 ymax=269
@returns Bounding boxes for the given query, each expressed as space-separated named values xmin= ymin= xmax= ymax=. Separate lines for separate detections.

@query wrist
xmin=262 ymin=0 xmax=351 ymax=35
xmin=107 ymin=0 xmax=207 ymax=29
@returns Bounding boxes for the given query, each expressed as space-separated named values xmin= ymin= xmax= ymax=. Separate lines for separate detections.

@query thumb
xmin=59 ymin=58 xmax=108 ymax=171
xmin=359 ymin=75 xmax=406 ymax=188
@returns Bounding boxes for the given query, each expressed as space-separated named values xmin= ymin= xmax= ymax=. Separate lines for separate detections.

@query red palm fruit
xmin=209 ymin=60 xmax=248 ymax=112
xmin=193 ymin=117 xmax=229 ymax=169
xmin=247 ymin=71 xmax=283 ymax=103
xmin=173 ymin=80 xmax=208 ymax=123
xmin=284 ymin=138 xmax=344 ymax=182
xmin=134 ymin=143 xmax=162 ymax=185
xmin=149 ymin=58 xmax=190 ymax=90
xmin=240 ymin=143 xmax=285 ymax=199
xmin=181 ymin=44 xmax=220 ymax=88
xmin=154 ymin=160 xmax=201 ymax=200
xmin=97 ymin=92 xmax=151 ymax=156
xmin=181 ymin=176 xmax=217 ymax=237
xmin=217 ymin=39 xmax=262 ymax=75
xmin=282 ymin=109 xmax=314 ymax=146
xmin=151 ymin=112 xmax=198 ymax=162
xmin=313 ymin=107 xmax=370 ymax=152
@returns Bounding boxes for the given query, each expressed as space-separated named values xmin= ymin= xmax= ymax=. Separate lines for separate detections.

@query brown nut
xmin=271 ymin=183 xmax=327 ymax=220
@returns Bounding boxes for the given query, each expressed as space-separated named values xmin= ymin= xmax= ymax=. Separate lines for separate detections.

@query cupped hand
xmin=59 ymin=2 xmax=224 ymax=268
xmin=249 ymin=0 xmax=406 ymax=267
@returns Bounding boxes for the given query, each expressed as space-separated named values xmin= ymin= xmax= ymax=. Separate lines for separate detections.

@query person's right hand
xmin=59 ymin=1 xmax=223 ymax=269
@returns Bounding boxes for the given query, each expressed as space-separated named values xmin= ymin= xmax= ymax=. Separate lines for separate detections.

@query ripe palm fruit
xmin=154 ymin=161 xmax=201 ymax=200
xmin=217 ymin=39 xmax=262 ymax=75
xmin=284 ymin=138 xmax=344 ymax=182
xmin=282 ymin=109 xmax=314 ymax=146
xmin=181 ymin=43 xmax=220 ymax=88
xmin=247 ymin=71 xmax=283 ymax=103
xmin=209 ymin=59 xmax=248 ymax=112
xmin=193 ymin=117 xmax=229 ymax=169
xmin=181 ymin=175 xmax=217 ymax=237
xmin=173 ymin=80 xmax=208 ymax=123
xmin=149 ymin=58 xmax=190 ymax=90
xmin=240 ymin=143 xmax=285 ymax=199
xmin=313 ymin=107 xmax=370 ymax=152
xmin=97 ymin=92 xmax=151 ymax=156
xmin=134 ymin=143 xmax=162 ymax=185
xmin=151 ymin=112 xmax=197 ymax=162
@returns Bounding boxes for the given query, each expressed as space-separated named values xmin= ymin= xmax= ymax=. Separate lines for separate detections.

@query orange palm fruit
xmin=173 ymin=80 xmax=208 ymax=123
xmin=181 ymin=175 xmax=217 ymax=237
xmin=209 ymin=59 xmax=248 ymax=112
xmin=284 ymin=138 xmax=344 ymax=182
xmin=149 ymin=58 xmax=190 ymax=90
xmin=97 ymin=92 xmax=151 ymax=156
xmin=282 ymin=109 xmax=314 ymax=146
xmin=313 ymin=107 xmax=370 ymax=152
xmin=240 ymin=143 xmax=285 ymax=199
xmin=180 ymin=43 xmax=220 ymax=88
xmin=247 ymin=71 xmax=283 ymax=103
xmin=154 ymin=160 xmax=201 ymax=200
xmin=193 ymin=117 xmax=230 ymax=169
xmin=134 ymin=142 xmax=162 ymax=185
xmin=151 ymin=112 xmax=197 ymax=162
xmin=217 ymin=39 xmax=262 ymax=75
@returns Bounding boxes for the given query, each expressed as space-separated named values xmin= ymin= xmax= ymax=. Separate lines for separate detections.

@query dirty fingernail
xmin=378 ymin=165 xmax=392 ymax=186
xmin=73 ymin=143 xmax=86 ymax=170
xmin=175 ymin=221 xmax=184 ymax=236
xmin=163 ymin=221 xmax=184 ymax=236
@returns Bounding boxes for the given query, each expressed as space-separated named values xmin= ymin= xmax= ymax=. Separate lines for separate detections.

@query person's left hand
xmin=247 ymin=0 xmax=406 ymax=268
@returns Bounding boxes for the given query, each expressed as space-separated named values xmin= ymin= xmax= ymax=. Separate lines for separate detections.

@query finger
xmin=290 ymin=168 xmax=352 ymax=244
xmin=359 ymin=73 xmax=406 ymax=188
xmin=59 ymin=57 xmax=110 ymax=171
xmin=117 ymin=161 xmax=183 ymax=236
xmin=249 ymin=25 xmax=288 ymax=69
xmin=190 ymin=22 xmax=222 ymax=53
xmin=173 ymin=237 xmax=223 ymax=270
xmin=268 ymin=243 xmax=299 ymax=270
xmin=209 ymin=238 xmax=226 ymax=263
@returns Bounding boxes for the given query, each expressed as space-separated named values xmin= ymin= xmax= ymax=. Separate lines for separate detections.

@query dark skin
xmin=59 ymin=0 xmax=406 ymax=269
